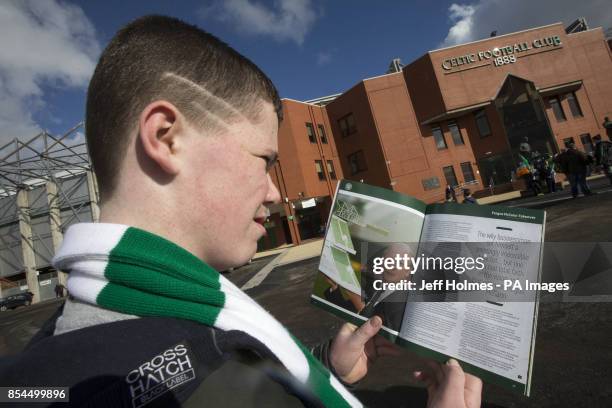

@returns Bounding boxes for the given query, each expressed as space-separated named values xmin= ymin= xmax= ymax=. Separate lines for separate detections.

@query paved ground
xmin=505 ymin=176 xmax=612 ymax=211
xmin=0 ymin=298 xmax=64 ymax=358
xmin=1 ymin=183 xmax=611 ymax=407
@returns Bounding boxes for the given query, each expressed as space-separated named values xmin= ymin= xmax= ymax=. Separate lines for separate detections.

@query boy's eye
xmin=260 ymin=155 xmax=278 ymax=172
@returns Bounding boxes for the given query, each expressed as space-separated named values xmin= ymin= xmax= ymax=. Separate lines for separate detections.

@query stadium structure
xmin=0 ymin=123 xmax=99 ymax=303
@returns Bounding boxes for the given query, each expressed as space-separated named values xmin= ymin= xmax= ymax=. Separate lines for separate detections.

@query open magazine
xmin=311 ymin=180 xmax=546 ymax=396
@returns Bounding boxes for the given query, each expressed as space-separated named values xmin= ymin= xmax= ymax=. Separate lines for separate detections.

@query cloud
xmin=0 ymin=0 xmax=100 ymax=145
xmin=440 ymin=0 xmax=612 ymax=48
xmin=67 ymin=130 xmax=85 ymax=144
xmin=316 ymin=51 xmax=332 ymax=66
xmin=199 ymin=0 xmax=317 ymax=45
xmin=442 ymin=4 xmax=476 ymax=46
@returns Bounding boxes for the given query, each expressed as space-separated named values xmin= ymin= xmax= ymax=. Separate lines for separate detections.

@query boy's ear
xmin=138 ymin=101 xmax=182 ymax=175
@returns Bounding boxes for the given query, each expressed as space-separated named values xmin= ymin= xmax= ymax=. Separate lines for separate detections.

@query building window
xmin=348 ymin=150 xmax=367 ymax=175
xmin=338 ymin=113 xmax=357 ymax=137
xmin=566 ymin=92 xmax=583 ymax=118
xmin=422 ymin=177 xmax=441 ymax=191
xmin=318 ymin=124 xmax=328 ymax=144
xmin=563 ymin=137 xmax=575 ymax=147
xmin=315 ymin=160 xmax=325 ymax=180
xmin=460 ymin=162 xmax=476 ymax=182
xmin=580 ymin=134 xmax=594 ymax=154
xmin=346 ymin=114 xmax=356 ymax=134
xmin=326 ymin=160 xmax=337 ymax=180
xmin=549 ymin=97 xmax=566 ymax=122
xmin=443 ymin=165 xmax=459 ymax=187
xmin=448 ymin=121 xmax=464 ymax=145
xmin=306 ymin=123 xmax=316 ymax=143
xmin=474 ymin=110 xmax=491 ymax=137
xmin=432 ymin=126 xmax=447 ymax=150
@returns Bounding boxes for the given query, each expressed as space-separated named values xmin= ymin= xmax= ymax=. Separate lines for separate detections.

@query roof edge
xmin=428 ymin=22 xmax=564 ymax=54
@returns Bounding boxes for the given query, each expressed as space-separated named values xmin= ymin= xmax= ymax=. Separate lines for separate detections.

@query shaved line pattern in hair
xmin=162 ymin=73 xmax=252 ymax=123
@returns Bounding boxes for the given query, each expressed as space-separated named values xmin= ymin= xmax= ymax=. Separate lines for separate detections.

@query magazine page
xmin=312 ymin=180 xmax=426 ymax=337
xmin=397 ymin=203 xmax=545 ymax=395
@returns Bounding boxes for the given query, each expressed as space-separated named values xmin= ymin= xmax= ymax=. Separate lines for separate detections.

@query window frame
xmin=318 ymin=124 xmax=328 ymax=144
xmin=431 ymin=126 xmax=448 ymax=150
xmin=314 ymin=160 xmax=325 ymax=181
xmin=442 ymin=165 xmax=459 ymax=187
xmin=474 ymin=110 xmax=492 ymax=138
xmin=549 ymin=96 xmax=567 ymax=122
xmin=566 ymin=92 xmax=583 ymax=118
xmin=306 ymin=122 xmax=316 ymax=144
xmin=460 ymin=161 xmax=476 ymax=183
xmin=326 ymin=160 xmax=337 ymax=180
xmin=580 ymin=133 xmax=594 ymax=154
xmin=346 ymin=114 xmax=356 ymax=133
xmin=338 ymin=113 xmax=357 ymax=137
xmin=448 ymin=121 xmax=464 ymax=145
xmin=347 ymin=150 xmax=367 ymax=175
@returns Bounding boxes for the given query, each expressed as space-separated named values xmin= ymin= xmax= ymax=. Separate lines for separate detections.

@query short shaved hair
xmin=86 ymin=15 xmax=282 ymax=201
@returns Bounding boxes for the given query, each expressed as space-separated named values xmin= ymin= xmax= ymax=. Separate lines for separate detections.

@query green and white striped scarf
xmin=54 ymin=223 xmax=361 ymax=408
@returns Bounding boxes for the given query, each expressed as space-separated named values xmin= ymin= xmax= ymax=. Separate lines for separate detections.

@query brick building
xmin=258 ymin=99 xmax=343 ymax=250
xmin=264 ymin=23 xmax=612 ymax=249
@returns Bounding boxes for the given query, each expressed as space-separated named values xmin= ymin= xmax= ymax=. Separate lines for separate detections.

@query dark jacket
xmin=0 ymin=308 xmax=338 ymax=408
xmin=557 ymin=148 xmax=589 ymax=174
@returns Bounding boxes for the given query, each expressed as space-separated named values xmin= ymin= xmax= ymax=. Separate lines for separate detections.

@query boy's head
xmin=86 ymin=15 xmax=282 ymax=202
xmin=87 ymin=16 xmax=283 ymax=269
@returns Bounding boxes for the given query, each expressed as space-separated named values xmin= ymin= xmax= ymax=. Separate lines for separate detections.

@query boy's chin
xmin=215 ymin=245 xmax=257 ymax=271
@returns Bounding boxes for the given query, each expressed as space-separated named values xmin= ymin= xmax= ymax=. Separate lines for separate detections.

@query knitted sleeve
xmin=310 ymin=338 xmax=357 ymax=390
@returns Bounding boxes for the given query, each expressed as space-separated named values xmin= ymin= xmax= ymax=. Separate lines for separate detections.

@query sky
xmin=0 ymin=0 xmax=610 ymax=146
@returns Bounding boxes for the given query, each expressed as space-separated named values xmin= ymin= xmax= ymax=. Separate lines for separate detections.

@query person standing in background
xmin=593 ymin=135 xmax=612 ymax=186
xmin=558 ymin=141 xmax=593 ymax=198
